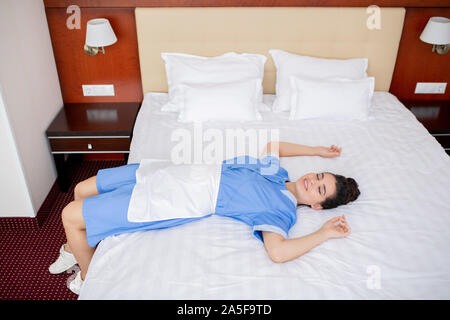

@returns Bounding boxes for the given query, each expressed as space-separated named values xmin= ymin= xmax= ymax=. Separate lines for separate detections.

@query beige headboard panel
xmin=135 ymin=7 xmax=405 ymax=94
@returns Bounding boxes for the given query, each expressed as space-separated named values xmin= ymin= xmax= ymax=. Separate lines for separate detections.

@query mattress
xmin=79 ymin=92 xmax=450 ymax=299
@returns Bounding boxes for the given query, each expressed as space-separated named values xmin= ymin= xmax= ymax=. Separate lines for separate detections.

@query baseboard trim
xmin=0 ymin=179 xmax=60 ymax=231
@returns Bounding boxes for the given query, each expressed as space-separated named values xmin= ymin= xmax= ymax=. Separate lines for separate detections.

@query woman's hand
xmin=315 ymin=145 xmax=342 ymax=158
xmin=320 ymin=215 xmax=351 ymax=239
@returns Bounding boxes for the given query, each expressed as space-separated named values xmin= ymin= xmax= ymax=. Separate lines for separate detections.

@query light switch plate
xmin=82 ymin=84 xmax=115 ymax=96
xmin=414 ymin=82 xmax=447 ymax=94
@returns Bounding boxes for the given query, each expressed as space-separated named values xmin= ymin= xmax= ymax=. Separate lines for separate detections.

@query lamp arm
xmin=435 ymin=44 xmax=450 ymax=55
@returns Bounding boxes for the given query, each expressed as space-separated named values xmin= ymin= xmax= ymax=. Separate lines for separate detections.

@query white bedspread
xmin=79 ymin=92 xmax=450 ymax=299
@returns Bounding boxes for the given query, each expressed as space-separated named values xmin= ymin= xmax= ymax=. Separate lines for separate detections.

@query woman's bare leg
xmin=74 ymin=176 xmax=98 ymax=201
xmin=61 ymin=200 xmax=95 ymax=280
xmin=64 ymin=176 xmax=98 ymax=254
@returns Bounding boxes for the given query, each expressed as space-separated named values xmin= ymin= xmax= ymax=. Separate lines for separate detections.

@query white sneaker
xmin=49 ymin=244 xmax=78 ymax=274
xmin=68 ymin=270 xmax=83 ymax=295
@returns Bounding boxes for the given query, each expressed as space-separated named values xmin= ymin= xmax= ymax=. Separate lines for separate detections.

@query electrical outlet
xmin=415 ymin=82 xmax=447 ymax=94
xmin=82 ymin=85 xmax=115 ymax=96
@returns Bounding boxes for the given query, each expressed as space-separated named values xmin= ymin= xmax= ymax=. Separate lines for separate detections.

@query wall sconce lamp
xmin=84 ymin=18 xmax=117 ymax=56
xmin=419 ymin=16 xmax=450 ymax=55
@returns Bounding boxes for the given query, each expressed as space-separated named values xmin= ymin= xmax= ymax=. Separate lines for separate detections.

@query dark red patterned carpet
xmin=0 ymin=160 xmax=125 ymax=300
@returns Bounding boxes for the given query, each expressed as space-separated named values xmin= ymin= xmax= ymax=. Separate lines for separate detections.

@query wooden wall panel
xmin=45 ymin=8 xmax=142 ymax=103
xmin=389 ymin=8 xmax=450 ymax=101
xmin=45 ymin=4 xmax=450 ymax=104
xmin=44 ymin=0 xmax=450 ymax=8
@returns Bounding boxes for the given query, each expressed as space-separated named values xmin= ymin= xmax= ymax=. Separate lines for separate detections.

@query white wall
xmin=0 ymin=87 xmax=35 ymax=217
xmin=0 ymin=0 xmax=63 ymax=217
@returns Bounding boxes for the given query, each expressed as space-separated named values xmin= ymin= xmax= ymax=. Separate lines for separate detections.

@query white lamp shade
xmin=419 ymin=16 xmax=450 ymax=45
xmin=85 ymin=18 xmax=117 ymax=47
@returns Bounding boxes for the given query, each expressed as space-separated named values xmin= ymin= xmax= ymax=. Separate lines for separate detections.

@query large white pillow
xmin=177 ymin=79 xmax=262 ymax=123
xmin=269 ymin=49 xmax=368 ymax=112
xmin=289 ymin=76 xmax=375 ymax=121
xmin=161 ymin=52 xmax=268 ymax=112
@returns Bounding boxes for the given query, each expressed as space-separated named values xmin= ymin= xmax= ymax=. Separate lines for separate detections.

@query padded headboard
xmin=135 ymin=7 xmax=405 ymax=94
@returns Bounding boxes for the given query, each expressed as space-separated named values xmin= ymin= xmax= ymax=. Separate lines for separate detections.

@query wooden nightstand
xmin=401 ymin=100 xmax=450 ymax=155
xmin=46 ymin=102 xmax=141 ymax=192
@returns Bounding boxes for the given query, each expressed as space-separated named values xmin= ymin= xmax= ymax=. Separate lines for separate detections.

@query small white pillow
xmin=289 ymin=76 xmax=375 ymax=121
xmin=177 ymin=79 xmax=262 ymax=123
xmin=269 ymin=49 xmax=368 ymax=112
xmin=161 ymin=52 xmax=268 ymax=112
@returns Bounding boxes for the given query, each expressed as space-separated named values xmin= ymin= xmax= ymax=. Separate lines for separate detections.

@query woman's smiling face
xmin=294 ymin=172 xmax=337 ymax=209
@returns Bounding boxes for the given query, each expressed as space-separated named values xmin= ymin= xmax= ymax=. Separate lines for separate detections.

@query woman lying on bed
xmin=49 ymin=141 xmax=360 ymax=295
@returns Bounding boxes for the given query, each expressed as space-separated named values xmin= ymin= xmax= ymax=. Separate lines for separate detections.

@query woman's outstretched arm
xmin=263 ymin=141 xmax=342 ymax=158
xmin=262 ymin=215 xmax=350 ymax=263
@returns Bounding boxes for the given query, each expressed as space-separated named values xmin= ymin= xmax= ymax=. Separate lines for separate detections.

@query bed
xmin=78 ymin=7 xmax=450 ymax=299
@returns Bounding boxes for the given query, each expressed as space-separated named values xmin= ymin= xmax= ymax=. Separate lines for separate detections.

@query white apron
xmin=127 ymin=159 xmax=222 ymax=223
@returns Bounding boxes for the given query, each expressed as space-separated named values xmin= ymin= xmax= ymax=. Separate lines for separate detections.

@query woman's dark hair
xmin=320 ymin=173 xmax=360 ymax=209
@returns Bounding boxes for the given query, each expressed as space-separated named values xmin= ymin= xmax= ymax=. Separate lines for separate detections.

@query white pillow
xmin=161 ymin=52 xmax=268 ymax=112
xmin=269 ymin=49 xmax=368 ymax=112
xmin=289 ymin=76 xmax=375 ymax=121
xmin=177 ymin=79 xmax=262 ymax=123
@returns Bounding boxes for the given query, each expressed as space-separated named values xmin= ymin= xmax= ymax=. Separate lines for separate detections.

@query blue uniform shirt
xmin=214 ymin=154 xmax=298 ymax=242
xmin=84 ymin=154 xmax=298 ymax=247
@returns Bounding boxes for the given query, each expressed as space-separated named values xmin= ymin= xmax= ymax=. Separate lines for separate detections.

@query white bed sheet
xmin=79 ymin=92 xmax=450 ymax=299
